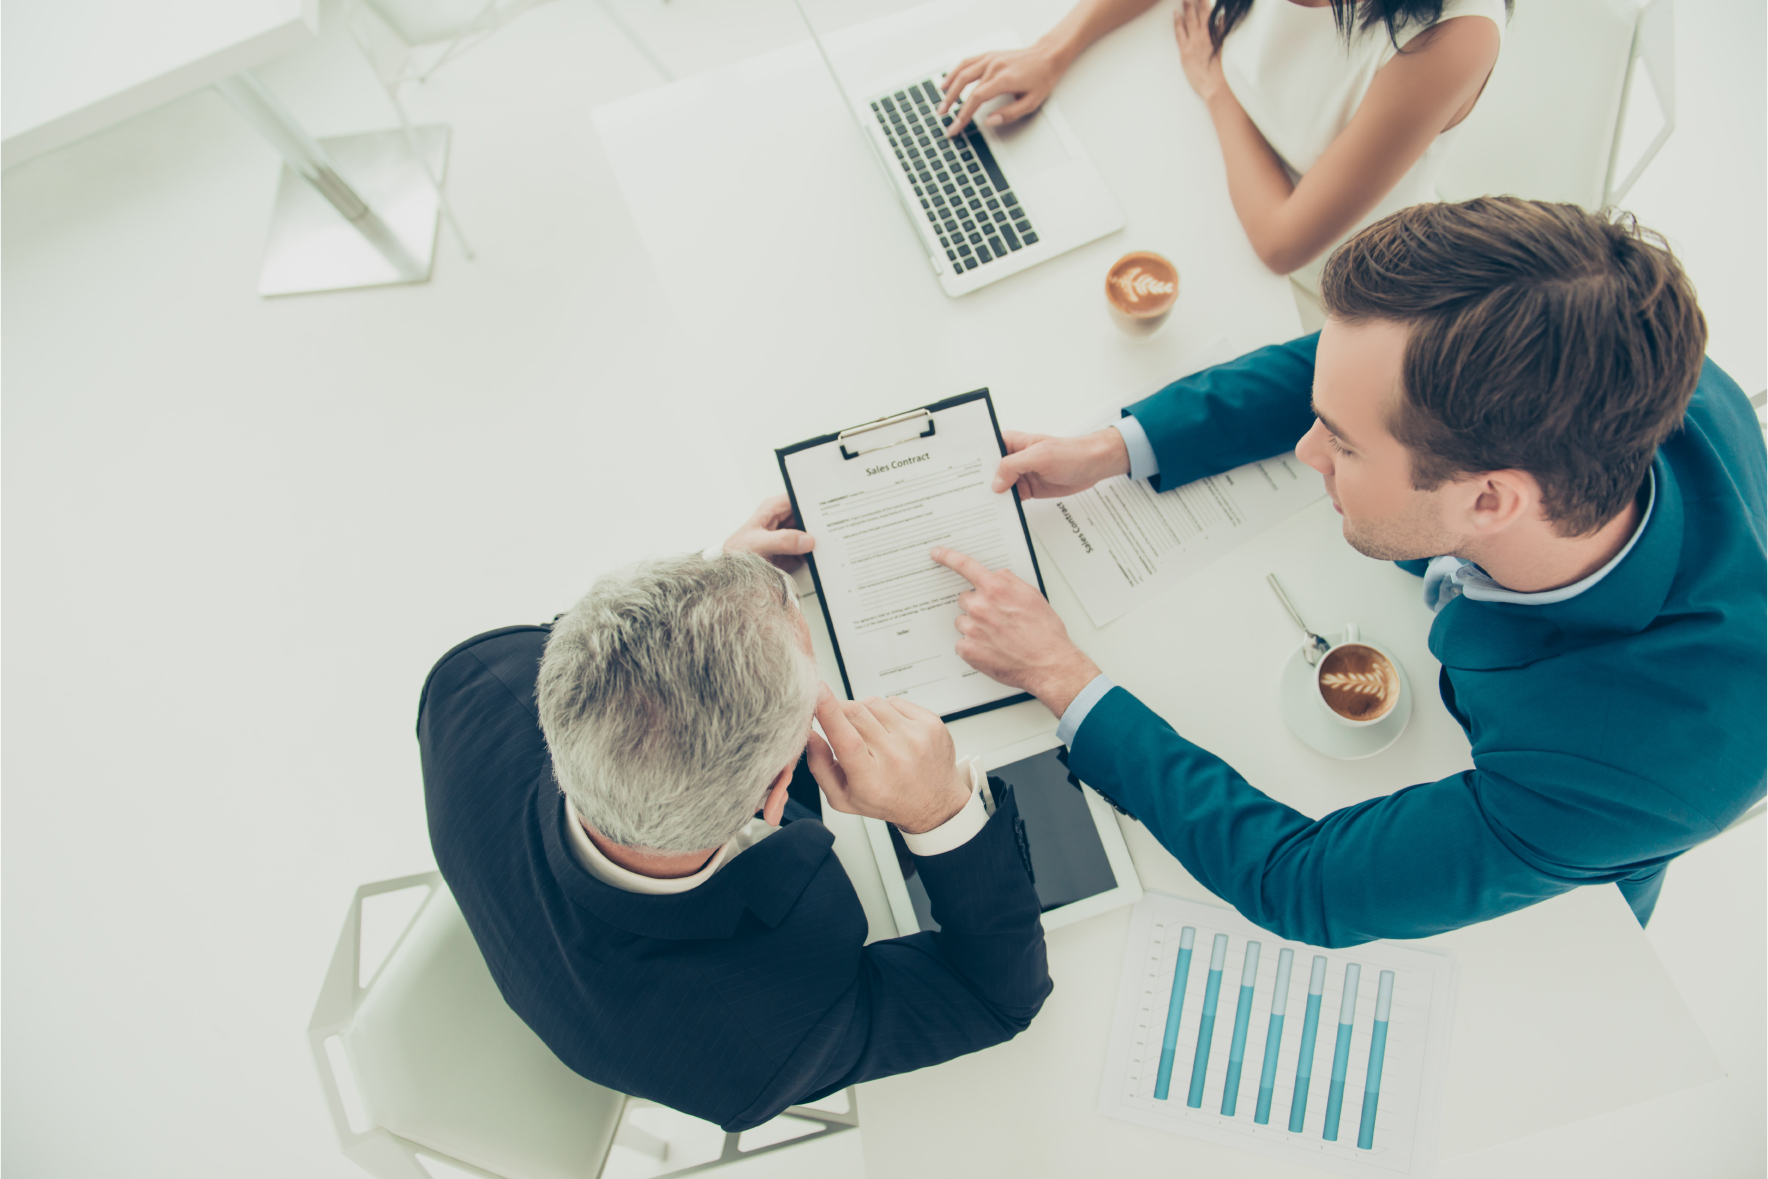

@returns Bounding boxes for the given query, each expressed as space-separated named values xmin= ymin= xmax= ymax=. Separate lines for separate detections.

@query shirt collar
xmin=1427 ymin=453 xmax=1685 ymax=671
xmin=563 ymin=797 xmax=773 ymax=895
xmin=562 ymin=798 xmax=727 ymax=894
xmin=540 ymin=783 xmax=835 ymax=940
xmin=1425 ymin=467 xmax=1657 ymax=611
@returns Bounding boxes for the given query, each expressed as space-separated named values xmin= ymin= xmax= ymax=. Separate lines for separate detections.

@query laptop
xmin=795 ymin=2 xmax=1126 ymax=297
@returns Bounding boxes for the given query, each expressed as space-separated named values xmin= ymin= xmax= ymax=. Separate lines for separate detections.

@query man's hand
xmin=931 ymin=547 xmax=1101 ymax=717
xmin=937 ymin=45 xmax=1068 ymax=138
xmin=723 ymin=494 xmax=815 ymax=571
xmin=993 ymin=428 xmax=1131 ymax=499
xmin=805 ymin=686 xmax=971 ymax=835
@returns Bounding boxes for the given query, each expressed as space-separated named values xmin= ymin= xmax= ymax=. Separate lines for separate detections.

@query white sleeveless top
xmin=1218 ymin=0 xmax=1508 ymax=287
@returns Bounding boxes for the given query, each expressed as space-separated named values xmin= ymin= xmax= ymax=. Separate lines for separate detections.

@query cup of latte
xmin=1313 ymin=625 xmax=1403 ymax=728
xmin=1106 ymin=250 xmax=1179 ymax=335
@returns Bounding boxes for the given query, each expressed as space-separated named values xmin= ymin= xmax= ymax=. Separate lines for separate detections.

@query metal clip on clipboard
xmin=838 ymin=408 xmax=936 ymax=459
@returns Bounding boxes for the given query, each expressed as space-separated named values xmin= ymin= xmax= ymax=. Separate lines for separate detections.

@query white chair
xmin=310 ymin=872 xmax=859 ymax=1179
xmin=342 ymin=0 xmax=676 ymax=259
xmin=1437 ymin=0 xmax=1675 ymax=208
xmin=353 ymin=0 xmax=674 ymax=87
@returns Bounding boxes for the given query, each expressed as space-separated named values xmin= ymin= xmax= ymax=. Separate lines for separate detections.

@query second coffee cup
xmin=1313 ymin=624 xmax=1403 ymax=728
xmin=1106 ymin=250 xmax=1178 ymax=336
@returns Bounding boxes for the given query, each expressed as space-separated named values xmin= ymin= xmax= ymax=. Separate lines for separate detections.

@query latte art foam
xmin=1105 ymin=251 xmax=1179 ymax=318
xmin=1316 ymin=643 xmax=1399 ymax=722
xmin=1111 ymin=267 xmax=1175 ymax=303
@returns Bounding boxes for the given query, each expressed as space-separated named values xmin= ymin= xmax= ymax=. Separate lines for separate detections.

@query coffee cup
xmin=1313 ymin=625 xmax=1403 ymax=728
xmin=1106 ymin=250 xmax=1179 ymax=336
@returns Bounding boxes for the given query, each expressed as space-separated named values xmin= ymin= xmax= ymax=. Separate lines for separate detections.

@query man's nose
xmin=1295 ymin=420 xmax=1332 ymax=476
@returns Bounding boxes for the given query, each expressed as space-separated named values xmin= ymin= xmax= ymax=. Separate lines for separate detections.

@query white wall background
xmin=2 ymin=1 xmax=1762 ymax=1176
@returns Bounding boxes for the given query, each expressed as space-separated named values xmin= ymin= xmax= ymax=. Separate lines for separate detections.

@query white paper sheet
xmin=783 ymin=394 xmax=1040 ymax=719
xmin=1027 ymin=455 xmax=1324 ymax=627
xmin=1022 ymin=343 xmax=1325 ymax=627
xmin=1099 ymin=894 xmax=1458 ymax=1179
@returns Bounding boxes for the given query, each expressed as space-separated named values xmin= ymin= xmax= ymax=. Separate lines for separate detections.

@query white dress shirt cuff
xmin=1112 ymin=416 xmax=1160 ymax=482
xmin=1056 ymin=673 xmax=1118 ymax=748
xmin=899 ymin=756 xmax=993 ymax=857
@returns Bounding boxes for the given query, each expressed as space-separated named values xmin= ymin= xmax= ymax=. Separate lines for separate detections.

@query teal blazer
xmin=1068 ymin=334 xmax=1766 ymax=945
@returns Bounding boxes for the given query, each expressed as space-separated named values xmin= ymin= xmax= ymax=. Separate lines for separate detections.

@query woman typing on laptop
xmin=938 ymin=0 xmax=1504 ymax=291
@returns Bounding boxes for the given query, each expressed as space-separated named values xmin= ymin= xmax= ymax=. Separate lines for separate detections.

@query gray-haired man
xmin=419 ymin=496 xmax=1052 ymax=1133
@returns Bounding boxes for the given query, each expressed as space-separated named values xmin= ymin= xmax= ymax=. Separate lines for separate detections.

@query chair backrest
xmin=363 ymin=0 xmax=506 ymax=47
xmin=1436 ymin=0 xmax=1671 ymax=208
xmin=313 ymin=875 xmax=626 ymax=1179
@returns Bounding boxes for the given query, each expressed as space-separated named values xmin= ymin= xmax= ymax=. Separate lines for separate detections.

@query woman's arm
xmin=1175 ymin=0 xmax=1501 ymax=275
xmin=938 ymin=0 xmax=1162 ymax=136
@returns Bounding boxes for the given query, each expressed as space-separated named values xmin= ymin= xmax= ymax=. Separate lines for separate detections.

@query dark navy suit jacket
xmin=418 ymin=625 xmax=1052 ymax=1131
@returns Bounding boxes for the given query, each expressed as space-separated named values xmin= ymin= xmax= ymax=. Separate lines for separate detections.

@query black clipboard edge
xmin=774 ymin=388 xmax=1049 ymax=723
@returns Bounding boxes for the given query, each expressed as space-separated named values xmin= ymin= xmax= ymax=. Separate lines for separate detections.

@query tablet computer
xmin=864 ymin=729 xmax=1142 ymax=934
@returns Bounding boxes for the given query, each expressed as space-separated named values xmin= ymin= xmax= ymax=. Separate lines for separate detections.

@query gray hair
xmin=537 ymin=550 xmax=819 ymax=852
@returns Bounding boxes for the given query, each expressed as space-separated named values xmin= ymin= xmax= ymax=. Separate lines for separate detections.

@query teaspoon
xmin=1266 ymin=574 xmax=1332 ymax=665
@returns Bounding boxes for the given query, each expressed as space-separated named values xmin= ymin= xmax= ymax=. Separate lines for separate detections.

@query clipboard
xmin=776 ymin=389 xmax=1047 ymax=722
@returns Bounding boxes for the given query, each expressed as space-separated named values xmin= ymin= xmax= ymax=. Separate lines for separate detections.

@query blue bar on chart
xmin=1254 ymin=947 xmax=1294 ymax=1124
xmin=1357 ymin=970 xmax=1395 ymax=1149
xmin=1220 ymin=941 xmax=1261 ymax=1115
xmin=1153 ymin=926 xmax=1196 ymax=1101
xmin=1322 ymin=962 xmax=1362 ymax=1141
xmin=1185 ymin=933 xmax=1230 ymax=1107
xmin=1287 ymin=955 xmax=1328 ymax=1133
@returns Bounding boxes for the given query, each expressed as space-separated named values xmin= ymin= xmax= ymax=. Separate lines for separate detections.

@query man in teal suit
xmin=932 ymin=198 xmax=1766 ymax=946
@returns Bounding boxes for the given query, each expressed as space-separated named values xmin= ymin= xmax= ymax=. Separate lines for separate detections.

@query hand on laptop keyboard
xmin=872 ymin=81 xmax=1040 ymax=274
xmin=936 ymin=48 xmax=1063 ymax=138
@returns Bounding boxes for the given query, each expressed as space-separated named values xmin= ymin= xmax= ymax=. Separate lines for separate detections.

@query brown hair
xmin=1320 ymin=198 xmax=1707 ymax=536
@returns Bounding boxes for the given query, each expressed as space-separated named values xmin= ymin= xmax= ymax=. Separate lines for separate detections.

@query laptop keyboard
xmin=870 ymin=79 xmax=1040 ymax=274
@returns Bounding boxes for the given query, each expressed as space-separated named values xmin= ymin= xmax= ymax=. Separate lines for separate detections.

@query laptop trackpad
xmin=980 ymin=104 xmax=1071 ymax=179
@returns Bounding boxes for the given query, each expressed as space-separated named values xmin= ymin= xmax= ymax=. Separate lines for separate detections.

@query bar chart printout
xmin=1290 ymin=956 xmax=1328 ymax=1133
xmin=1221 ymin=941 xmax=1262 ymax=1115
xmin=1098 ymin=894 xmax=1458 ymax=1179
xmin=1253 ymin=947 xmax=1294 ymax=1124
xmin=1152 ymin=927 xmax=1195 ymax=1100
xmin=1323 ymin=964 xmax=1362 ymax=1141
xmin=1187 ymin=935 xmax=1230 ymax=1107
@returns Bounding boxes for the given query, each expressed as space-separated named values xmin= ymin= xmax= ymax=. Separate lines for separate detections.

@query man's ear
xmin=761 ymin=760 xmax=796 ymax=827
xmin=1462 ymin=469 xmax=1538 ymax=536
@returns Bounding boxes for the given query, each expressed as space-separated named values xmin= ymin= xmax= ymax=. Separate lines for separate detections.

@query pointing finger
xmin=930 ymin=546 xmax=992 ymax=587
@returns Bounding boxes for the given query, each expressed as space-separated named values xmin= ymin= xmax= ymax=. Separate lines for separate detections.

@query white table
xmin=594 ymin=0 xmax=1300 ymax=502
xmin=591 ymin=1 xmax=1723 ymax=1172
xmin=2 ymin=0 xmax=316 ymax=168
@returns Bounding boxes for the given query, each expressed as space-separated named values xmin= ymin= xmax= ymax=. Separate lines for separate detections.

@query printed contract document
xmin=778 ymin=391 xmax=1043 ymax=720
xmin=1025 ymin=455 xmax=1325 ymax=627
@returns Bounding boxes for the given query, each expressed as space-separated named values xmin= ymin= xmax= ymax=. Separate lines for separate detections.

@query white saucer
xmin=1278 ymin=629 xmax=1412 ymax=760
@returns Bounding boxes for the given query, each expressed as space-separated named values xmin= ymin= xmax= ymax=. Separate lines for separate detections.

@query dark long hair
xmin=1207 ymin=0 xmax=1507 ymax=52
